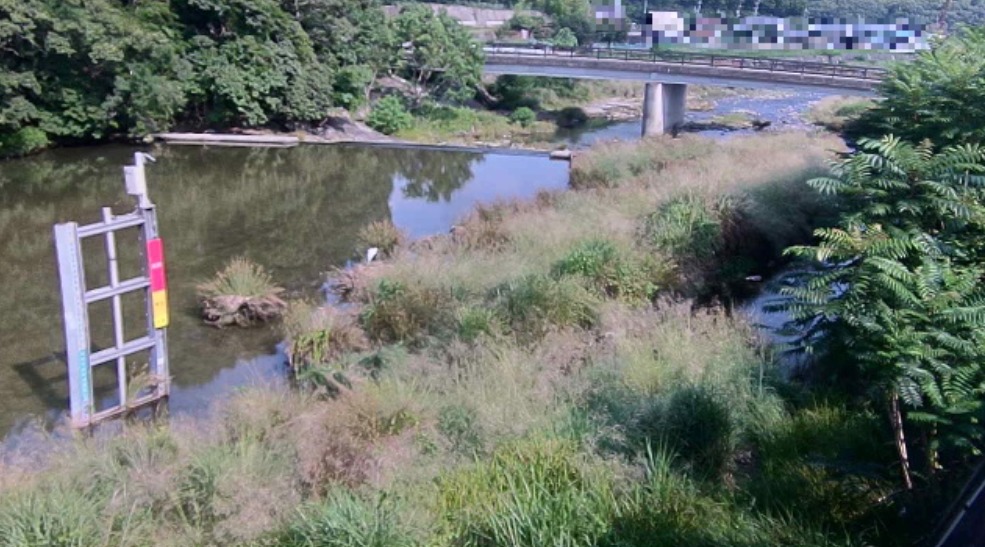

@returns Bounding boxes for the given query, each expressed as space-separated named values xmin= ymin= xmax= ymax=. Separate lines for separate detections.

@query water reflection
xmin=0 ymin=143 xmax=568 ymax=437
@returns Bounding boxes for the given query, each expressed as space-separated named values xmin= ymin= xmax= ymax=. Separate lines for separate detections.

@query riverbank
xmin=148 ymin=83 xmax=812 ymax=154
xmin=0 ymin=131 xmax=931 ymax=546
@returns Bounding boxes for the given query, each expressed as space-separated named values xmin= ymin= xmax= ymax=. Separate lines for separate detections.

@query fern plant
xmin=771 ymin=136 xmax=985 ymax=487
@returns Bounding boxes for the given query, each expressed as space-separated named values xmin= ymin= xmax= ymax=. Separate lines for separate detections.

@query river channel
xmin=0 ymin=87 xmax=834 ymax=440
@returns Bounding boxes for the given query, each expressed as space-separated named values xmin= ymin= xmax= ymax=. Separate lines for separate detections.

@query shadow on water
xmin=0 ymin=143 xmax=569 ymax=439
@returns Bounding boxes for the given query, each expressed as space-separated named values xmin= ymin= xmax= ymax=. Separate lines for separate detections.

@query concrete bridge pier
xmin=642 ymin=82 xmax=687 ymax=136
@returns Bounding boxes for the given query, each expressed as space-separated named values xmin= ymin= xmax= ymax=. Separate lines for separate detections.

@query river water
xmin=0 ymin=87 xmax=832 ymax=440
xmin=552 ymin=89 xmax=827 ymax=148
xmin=0 ymin=144 xmax=569 ymax=437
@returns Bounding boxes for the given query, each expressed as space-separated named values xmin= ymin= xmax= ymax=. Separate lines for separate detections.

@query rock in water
xmin=200 ymin=295 xmax=287 ymax=328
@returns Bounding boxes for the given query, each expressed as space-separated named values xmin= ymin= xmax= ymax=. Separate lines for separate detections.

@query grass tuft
xmin=552 ymin=239 xmax=666 ymax=304
xmin=283 ymin=301 xmax=369 ymax=372
xmin=360 ymin=279 xmax=457 ymax=344
xmin=279 ymin=491 xmax=413 ymax=547
xmin=196 ymin=257 xmax=287 ymax=327
xmin=494 ymin=274 xmax=599 ymax=341
xmin=358 ymin=220 xmax=406 ymax=259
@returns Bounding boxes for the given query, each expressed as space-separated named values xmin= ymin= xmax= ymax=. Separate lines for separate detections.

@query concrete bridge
xmin=483 ymin=45 xmax=887 ymax=135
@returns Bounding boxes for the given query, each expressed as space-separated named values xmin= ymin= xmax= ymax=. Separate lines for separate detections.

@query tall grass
xmin=196 ymin=256 xmax=283 ymax=300
xmin=279 ymin=491 xmax=413 ymax=547
xmin=494 ymin=273 xmax=599 ymax=341
xmin=283 ymin=301 xmax=369 ymax=372
xmin=807 ymin=95 xmax=877 ymax=132
xmin=357 ymin=220 xmax=405 ymax=259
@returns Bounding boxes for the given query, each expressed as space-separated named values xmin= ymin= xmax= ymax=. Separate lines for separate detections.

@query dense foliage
xmin=776 ymin=137 xmax=985 ymax=487
xmin=851 ymin=27 xmax=985 ymax=149
xmin=0 ymin=0 xmax=484 ymax=158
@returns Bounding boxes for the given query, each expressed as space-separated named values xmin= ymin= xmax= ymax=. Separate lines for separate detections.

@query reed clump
xmin=357 ymin=219 xmax=406 ymax=259
xmin=197 ymin=257 xmax=287 ymax=328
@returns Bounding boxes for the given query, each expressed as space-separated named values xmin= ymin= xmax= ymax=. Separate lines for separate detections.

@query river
xmin=0 ymin=87 xmax=832 ymax=440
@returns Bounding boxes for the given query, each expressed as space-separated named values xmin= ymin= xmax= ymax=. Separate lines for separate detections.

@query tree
xmin=177 ymin=0 xmax=334 ymax=127
xmin=282 ymin=0 xmax=399 ymax=103
xmin=774 ymin=136 xmax=985 ymax=486
xmin=851 ymin=27 xmax=985 ymax=149
xmin=367 ymin=96 xmax=413 ymax=135
xmin=0 ymin=0 xmax=191 ymax=146
xmin=393 ymin=5 xmax=484 ymax=105
xmin=509 ymin=106 xmax=537 ymax=127
xmin=552 ymin=27 xmax=579 ymax=47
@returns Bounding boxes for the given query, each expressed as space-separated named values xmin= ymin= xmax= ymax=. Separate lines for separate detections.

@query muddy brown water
xmin=0 ymin=143 xmax=569 ymax=439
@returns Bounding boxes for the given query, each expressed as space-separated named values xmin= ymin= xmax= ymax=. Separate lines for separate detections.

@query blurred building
xmin=641 ymin=11 xmax=929 ymax=51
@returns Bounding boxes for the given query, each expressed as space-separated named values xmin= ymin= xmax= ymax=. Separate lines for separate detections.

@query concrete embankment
xmin=153 ymin=133 xmax=300 ymax=147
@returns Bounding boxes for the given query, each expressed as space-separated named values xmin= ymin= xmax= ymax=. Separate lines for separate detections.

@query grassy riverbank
xmin=0 ymin=132 xmax=928 ymax=546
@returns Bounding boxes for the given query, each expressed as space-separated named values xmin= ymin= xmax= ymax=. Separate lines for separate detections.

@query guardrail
xmin=483 ymin=44 xmax=888 ymax=82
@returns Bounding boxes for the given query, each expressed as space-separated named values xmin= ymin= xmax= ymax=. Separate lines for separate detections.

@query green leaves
xmin=853 ymin=28 xmax=985 ymax=149
xmin=393 ymin=5 xmax=484 ymax=104
xmin=775 ymin=136 xmax=985 ymax=462
xmin=0 ymin=0 xmax=410 ymax=153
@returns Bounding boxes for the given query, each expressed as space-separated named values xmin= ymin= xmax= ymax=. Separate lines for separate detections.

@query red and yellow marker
xmin=147 ymin=238 xmax=169 ymax=329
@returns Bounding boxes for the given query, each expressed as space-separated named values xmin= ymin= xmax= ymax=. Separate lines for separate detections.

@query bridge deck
xmin=484 ymin=46 xmax=885 ymax=94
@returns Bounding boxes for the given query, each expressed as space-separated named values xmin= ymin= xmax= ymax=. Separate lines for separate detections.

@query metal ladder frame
xmin=53 ymin=152 xmax=170 ymax=428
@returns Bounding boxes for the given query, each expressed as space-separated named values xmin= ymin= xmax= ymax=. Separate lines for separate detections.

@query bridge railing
xmin=483 ymin=43 xmax=888 ymax=81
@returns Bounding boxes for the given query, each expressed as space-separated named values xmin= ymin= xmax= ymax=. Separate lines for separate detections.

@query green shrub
xmin=0 ymin=127 xmax=49 ymax=158
xmin=495 ymin=274 xmax=598 ymax=340
xmin=360 ymin=280 xmax=455 ymax=344
xmin=0 ymin=487 xmax=105 ymax=547
xmin=197 ymin=257 xmax=283 ymax=300
xmin=555 ymin=106 xmax=589 ymax=128
xmin=332 ymin=65 xmax=374 ymax=111
xmin=436 ymin=438 xmax=615 ymax=546
xmin=279 ymin=491 xmax=412 ymax=547
xmin=437 ymin=404 xmax=485 ymax=455
xmin=552 ymin=27 xmax=579 ymax=48
xmin=644 ymin=195 xmax=722 ymax=263
xmin=456 ymin=306 xmax=500 ymax=342
xmin=490 ymin=75 xmax=539 ymax=110
xmin=282 ymin=301 xmax=369 ymax=373
xmin=509 ymin=106 xmax=537 ymax=128
xmin=552 ymin=239 xmax=662 ymax=304
xmin=357 ymin=219 xmax=405 ymax=259
xmin=367 ymin=96 xmax=413 ymax=135
xmin=663 ymin=385 xmax=736 ymax=481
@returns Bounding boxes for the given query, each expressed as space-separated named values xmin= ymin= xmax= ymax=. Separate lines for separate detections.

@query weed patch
xmin=494 ymin=274 xmax=599 ymax=341
xmin=278 ymin=491 xmax=413 ymax=547
xmin=552 ymin=239 xmax=666 ymax=304
xmin=283 ymin=301 xmax=369 ymax=372
xmin=360 ymin=279 xmax=457 ymax=344
xmin=357 ymin=219 xmax=406 ymax=259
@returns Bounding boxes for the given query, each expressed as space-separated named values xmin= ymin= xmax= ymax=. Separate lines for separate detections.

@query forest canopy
xmin=0 ymin=0 xmax=483 ymax=157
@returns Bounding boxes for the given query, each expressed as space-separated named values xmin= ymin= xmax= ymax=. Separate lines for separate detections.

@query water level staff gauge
xmin=53 ymin=152 xmax=171 ymax=428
